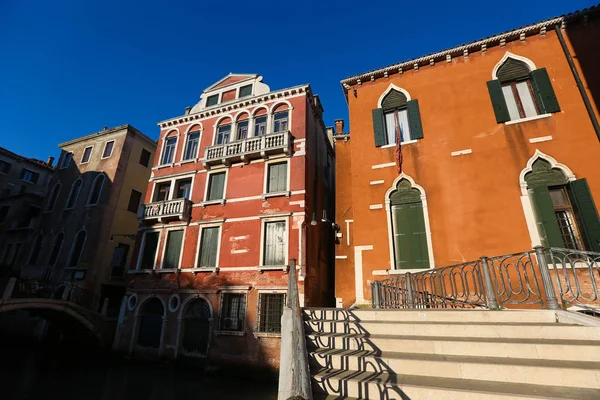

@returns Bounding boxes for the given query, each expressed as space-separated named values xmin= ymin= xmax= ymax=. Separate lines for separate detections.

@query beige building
xmin=23 ymin=125 xmax=156 ymax=317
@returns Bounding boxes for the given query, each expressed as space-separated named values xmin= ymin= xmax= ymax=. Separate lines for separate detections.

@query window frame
xmin=548 ymin=186 xmax=585 ymax=250
xmin=101 ymin=140 xmax=115 ymax=159
xmin=160 ymin=135 xmax=178 ymax=166
xmin=272 ymin=110 xmax=289 ymax=133
xmin=501 ymin=79 xmax=541 ymax=121
xmin=80 ymin=146 xmax=93 ymax=164
xmin=136 ymin=230 xmax=162 ymax=270
xmin=255 ymin=291 xmax=287 ymax=335
xmin=48 ymin=233 xmax=64 ymax=267
xmin=206 ymin=94 xmax=219 ymax=107
xmin=203 ymin=169 xmax=228 ymax=205
xmin=159 ymin=226 xmax=186 ymax=270
xmin=215 ymin=124 xmax=232 ymax=145
xmin=46 ymin=183 xmax=61 ymax=212
xmin=194 ymin=223 xmax=222 ymax=270
xmin=218 ymin=291 xmax=247 ymax=334
xmin=182 ymin=130 xmax=201 ymax=161
xmin=139 ymin=148 xmax=152 ymax=167
xmin=175 ymin=178 xmax=193 ymax=200
xmin=20 ymin=168 xmax=39 ymax=184
xmin=59 ymin=152 xmax=73 ymax=169
xmin=86 ymin=173 xmax=106 ymax=206
xmin=153 ymin=181 xmax=173 ymax=202
xmin=64 ymin=179 xmax=83 ymax=210
xmin=236 ymin=119 xmax=249 ymax=141
xmin=383 ymin=107 xmax=412 ymax=145
xmin=67 ymin=229 xmax=87 ymax=268
xmin=0 ymin=160 xmax=11 ymax=174
xmin=254 ymin=115 xmax=267 ymax=137
xmin=263 ymin=159 xmax=290 ymax=198
xmin=259 ymin=216 xmax=289 ymax=269
xmin=238 ymin=84 xmax=253 ymax=99
xmin=127 ymin=189 xmax=143 ymax=213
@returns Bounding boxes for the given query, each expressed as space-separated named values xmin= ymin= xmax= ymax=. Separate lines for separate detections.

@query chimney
xmin=47 ymin=156 xmax=54 ymax=166
xmin=334 ymin=119 xmax=344 ymax=134
xmin=103 ymin=126 xmax=108 ymax=130
xmin=185 ymin=106 xmax=191 ymax=115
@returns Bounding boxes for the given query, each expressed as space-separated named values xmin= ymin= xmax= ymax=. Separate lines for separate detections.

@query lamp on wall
xmin=310 ymin=212 xmax=318 ymax=226
xmin=108 ymin=234 xmax=137 ymax=242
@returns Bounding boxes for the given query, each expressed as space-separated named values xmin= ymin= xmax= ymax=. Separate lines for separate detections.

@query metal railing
xmin=139 ymin=198 xmax=192 ymax=221
xmin=372 ymin=246 xmax=600 ymax=311
xmin=203 ymin=131 xmax=291 ymax=167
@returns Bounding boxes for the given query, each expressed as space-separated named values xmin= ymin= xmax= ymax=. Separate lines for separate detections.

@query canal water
xmin=0 ymin=342 xmax=278 ymax=400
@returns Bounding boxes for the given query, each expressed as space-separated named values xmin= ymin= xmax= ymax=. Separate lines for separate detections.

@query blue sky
xmin=0 ymin=0 xmax=595 ymax=161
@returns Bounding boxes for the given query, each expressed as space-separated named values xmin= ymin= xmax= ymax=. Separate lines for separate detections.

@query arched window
xmin=372 ymin=87 xmax=423 ymax=147
xmin=525 ymin=158 xmax=600 ymax=251
xmin=272 ymin=105 xmax=289 ymax=133
xmin=216 ymin=118 xmax=232 ymax=145
xmin=46 ymin=183 xmax=61 ymax=211
xmin=65 ymin=179 xmax=83 ymax=209
xmin=487 ymin=54 xmax=560 ymax=123
xmin=236 ymin=113 xmax=249 ymax=140
xmin=183 ymin=126 xmax=201 ymax=161
xmin=389 ymin=179 xmax=430 ymax=269
xmin=253 ymin=108 xmax=268 ymax=137
xmin=137 ymin=298 xmax=164 ymax=349
xmin=48 ymin=233 xmax=64 ymax=266
xmin=181 ymin=298 xmax=212 ymax=357
xmin=29 ymin=234 xmax=44 ymax=266
xmin=160 ymin=134 xmax=177 ymax=165
xmin=87 ymin=174 xmax=105 ymax=206
xmin=68 ymin=230 xmax=86 ymax=267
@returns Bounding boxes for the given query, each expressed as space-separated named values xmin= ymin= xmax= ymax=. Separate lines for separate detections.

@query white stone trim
xmin=335 ymin=255 xmax=348 ymax=259
xmin=194 ymin=223 xmax=222 ymax=270
xmin=372 ymin=162 xmax=396 ymax=170
xmin=354 ymin=245 xmax=373 ymax=303
xmin=80 ymin=145 xmax=94 ymax=164
xmin=451 ymin=149 xmax=473 ymax=157
xmin=505 ymin=113 xmax=552 ymax=126
xmin=521 ymin=195 xmax=542 ymax=247
xmin=529 ymin=135 xmax=553 ymax=143
xmin=259 ymin=216 xmax=290 ymax=268
xmin=369 ymin=204 xmax=383 ymax=210
xmin=263 ymin=158 xmax=291 ymax=196
xmin=370 ymin=180 xmax=385 ymax=185
xmin=158 ymin=128 xmax=180 ymax=166
xmin=380 ymin=144 xmax=396 ymax=149
xmin=384 ymin=173 xmax=435 ymax=270
xmin=345 ymin=220 xmax=353 ymax=246
xmin=179 ymin=123 xmax=203 ymax=162
xmin=203 ymin=168 xmax=229 ymax=203
xmin=225 ymin=216 xmax=260 ymax=223
xmin=492 ymin=52 xmax=537 ymax=80
xmin=158 ymin=226 xmax=187 ymax=270
xmin=100 ymin=140 xmax=115 ymax=159
xmin=376 ymin=84 xmax=411 ymax=108
xmin=518 ymin=149 xmax=576 ymax=196
xmin=150 ymin=172 xmax=196 ymax=202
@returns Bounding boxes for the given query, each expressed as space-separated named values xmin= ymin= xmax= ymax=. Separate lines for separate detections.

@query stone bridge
xmin=0 ymin=278 xmax=110 ymax=346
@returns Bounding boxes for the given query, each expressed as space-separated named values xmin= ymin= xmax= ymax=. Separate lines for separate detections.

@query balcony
xmin=139 ymin=198 xmax=192 ymax=223
xmin=202 ymin=131 xmax=292 ymax=168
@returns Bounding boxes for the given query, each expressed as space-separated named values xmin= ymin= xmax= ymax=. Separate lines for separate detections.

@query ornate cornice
xmin=157 ymin=84 xmax=311 ymax=129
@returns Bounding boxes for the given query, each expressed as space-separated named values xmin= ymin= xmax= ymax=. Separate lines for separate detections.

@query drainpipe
xmin=554 ymin=24 xmax=600 ymax=142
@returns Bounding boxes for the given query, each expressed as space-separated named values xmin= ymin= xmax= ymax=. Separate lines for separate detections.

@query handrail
xmin=278 ymin=259 xmax=312 ymax=400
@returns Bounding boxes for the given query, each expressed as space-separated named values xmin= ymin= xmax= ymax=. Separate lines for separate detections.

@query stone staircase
xmin=303 ymin=308 xmax=600 ymax=400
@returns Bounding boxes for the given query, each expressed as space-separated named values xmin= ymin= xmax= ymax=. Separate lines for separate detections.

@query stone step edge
xmin=302 ymin=307 xmax=557 ymax=313
xmin=311 ymin=367 xmax=600 ymax=400
xmin=305 ymin=332 xmax=600 ymax=346
xmin=304 ymin=318 xmax=571 ymax=326
xmin=308 ymin=349 xmax=600 ymax=370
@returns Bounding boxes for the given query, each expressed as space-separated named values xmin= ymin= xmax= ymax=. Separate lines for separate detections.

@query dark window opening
xmin=220 ymin=293 xmax=245 ymax=331
xmin=68 ymin=231 xmax=86 ymax=267
xmin=139 ymin=232 xmax=159 ymax=270
xmin=206 ymin=94 xmax=219 ymax=107
xmin=257 ymin=293 xmax=285 ymax=333
xmin=128 ymin=190 xmax=142 ymax=213
xmin=139 ymin=149 xmax=151 ymax=167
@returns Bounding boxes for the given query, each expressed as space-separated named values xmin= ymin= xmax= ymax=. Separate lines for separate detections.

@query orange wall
xmin=335 ymin=29 xmax=600 ymax=306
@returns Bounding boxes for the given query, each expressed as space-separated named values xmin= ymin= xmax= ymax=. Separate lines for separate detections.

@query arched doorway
xmin=137 ymin=298 xmax=164 ymax=349
xmin=181 ymin=298 xmax=212 ymax=357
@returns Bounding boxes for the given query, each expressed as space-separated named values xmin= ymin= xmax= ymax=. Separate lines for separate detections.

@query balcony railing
xmin=139 ymin=198 xmax=192 ymax=222
xmin=202 ymin=130 xmax=292 ymax=168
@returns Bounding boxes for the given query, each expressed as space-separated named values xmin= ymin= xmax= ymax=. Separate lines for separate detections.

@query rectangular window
xmin=139 ymin=232 xmax=159 ymax=270
xmin=110 ymin=243 xmax=130 ymax=279
xmin=549 ymin=187 xmax=584 ymax=250
xmin=384 ymin=109 xmax=411 ymax=144
xmin=20 ymin=169 xmax=39 ymax=184
xmin=502 ymin=81 xmax=539 ymax=121
xmin=239 ymin=84 xmax=252 ymax=98
xmin=60 ymin=152 xmax=72 ymax=169
xmin=257 ymin=293 xmax=285 ymax=333
xmin=163 ymin=230 xmax=183 ymax=269
xmin=198 ymin=226 xmax=220 ymax=268
xmin=154 ymin=182 xmax=171 ymax=202
xmin=139 ymin=149 xmax=151 ymax=167
xmin=81 ymin=146 xmax=93 ymax=163
xmin=237 ymin=120 xmax=249 ymax=140
xmin=184 ymin=132 xmax=200 ymax=160
xmin=161 ymin=137 xmax=177 ymax=165
xmin=0 ymin=160 xmax=10 ymax=174
xmin=273 ymin=111 xmax=289 ymax=133
xmin=220 ymin=293 xmax=246 ymax=331
xmin=206 ymin=94 xmax=219 ymax=107
xmin=216 ymin=125 xmax=231 ymax=145
xmin=176 ymin=179 xmax=192 ymax=200
xmin=127 ymin=189 xmax=142 ymax=213
xmin=206 ymin=172 xmax=226 ymax=201
xmin=267 ymin=162 xmax=287 ymax=193
xmin=102 ymin=141 xmax=115 ymax=158
xmin=254 ymin=116 xmax=267 ymax=136
xmin=263 ymin=221 xmax=286 ymax=265
xmin=0 ymin=206 xmax=9 ymax=224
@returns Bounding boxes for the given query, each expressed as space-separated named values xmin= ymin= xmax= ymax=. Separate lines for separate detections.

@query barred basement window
xmin=257 ymin=293 xmax=285 ymax=333
xmin=219 ymin=293 xmax=246 ymax=331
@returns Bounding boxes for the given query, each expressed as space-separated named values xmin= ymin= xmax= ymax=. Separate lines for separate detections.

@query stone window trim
xmin=101 ymin=140 xmax=115 ymax=159
xmin=135 ymin=229 xmax=163 ymax=271
xmin=194 ymin=223 xmax=222 ymax=270
xmin=215 ymin=289 xmax=250 ymax=335
xmin=80 ymin=145 xmax=94 ymax=164
xmin=158 ymin=226 xmax=186 ymax=270
xmin=254 ymin=288 xmax=287 ymax=338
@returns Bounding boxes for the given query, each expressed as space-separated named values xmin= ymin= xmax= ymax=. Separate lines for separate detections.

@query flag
xmin=394 ymin=112 xmax=403 ymax=174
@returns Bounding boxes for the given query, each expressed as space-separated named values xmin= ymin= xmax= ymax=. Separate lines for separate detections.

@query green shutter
xmin=530 ymin=68 xmax=560 ymax=114
xmin=530 ymin=186 xmax=565 ymax=248
xmin=268 ymin=162 xmax=287 ymax=193
xmin=392 ymin=202 xmax=429 ymax=269
xmin=568 ymin=179 xmax=600 ymax=252
xmin=372 ymin=108 xmax=387 ymax=147
xmin=406 ymin=100 xmax=424 ymax=140
xmin=163 ymin=230 xmax=183 ymax=269
xmin=199 ymin=227 xmax=219 ymax=268
xmin=208 ymin=172 xmax=225 ymax=201
xmin=487 ymin=80 xmax=511 ymax=123
xmin=264 ymin=221 xmax=285 ymax=265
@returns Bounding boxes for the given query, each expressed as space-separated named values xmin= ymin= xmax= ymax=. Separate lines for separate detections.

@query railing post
xmin=405 ymin=272 xmax=416 ymax=308
xmin=372 ymin=281 xmax=380 ymax=308
xmin=2 ymin=277 xmax=17 ymax=300
xmin=533 ymin=246 xmax=560 ymax=310
xmin=480 ymin=256 xmax=500 ymax=310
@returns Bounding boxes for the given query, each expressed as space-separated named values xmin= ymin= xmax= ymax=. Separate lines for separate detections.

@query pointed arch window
xmin=46 ymin=183 xmax=61 ymax=212
xmin=487 ymin=56 xmax=560 ymax=123
xmin=48 ymin=233 xmax=64 ymax=266
xmin=389 ymin=179 xmax=430 ymax=269
xmin=87 ymin=174 xmax=105 ymax=206
xmin=65 ymin=179 xmax=83 ymax=209
xmin=68 ymin=230 xmax=87 ymax=267
xmin=372 ymin=88 xmax=423 ymax=147
xmin=29 ymin=234 xmax=44 ymax=266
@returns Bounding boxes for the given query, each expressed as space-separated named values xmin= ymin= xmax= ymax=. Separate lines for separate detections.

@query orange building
xmin=114 ymin=74 xmax=335 ymax=369
xmin=334 ymin=7 xmax=600 ymax=307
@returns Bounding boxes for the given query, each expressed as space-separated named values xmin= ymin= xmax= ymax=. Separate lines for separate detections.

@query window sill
xmin=128 ymin=269 xmax=154 ymax=274
xmin=257 ymin=265 xmax=288 ymax=272
xmin=156 ymin=268 xmax=178 ymax=274
xmin=262 ymin=191 xmax=290 ymax=200
xmin=63 ymin=267 xmax=89 ymax=271
xmin=380 ymin=140 xmax=418 ymax=149
xmin=180 ymin=267 xmax=218 ymax=273
xmin=214 ymin=330 xmax=245 ymax=336
xmin=178 ymin=159 xmax=198 ymax=165
xmin=201 ymin=199 xmax=226 ymax=207
xmin=372 ymin=268 xmax=433 ymax=275
xmin=253 ymin=332 xmax=281 ymax=338
xmin=505 ymin=113 xmax=552 ymax=126
xmin=63 ymin=207 xmax=75 ymax=211
xmin=155 ymin=163 xmax=175 ymax=170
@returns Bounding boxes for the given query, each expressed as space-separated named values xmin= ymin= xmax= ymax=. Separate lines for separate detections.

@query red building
xmin=114 ymin=74 xmax=335 ymax=369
